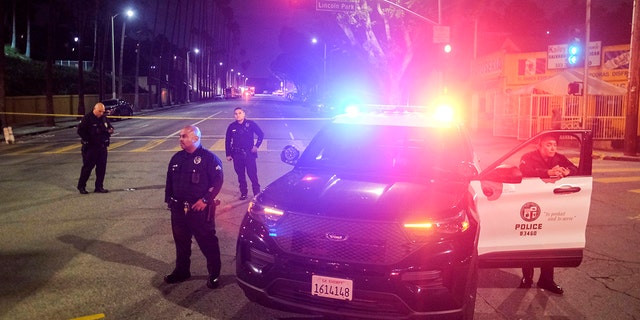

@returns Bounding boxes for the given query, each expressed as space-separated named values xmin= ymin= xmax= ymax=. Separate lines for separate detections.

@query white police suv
xmin=235 ymin=104 xmax=593 ymax=320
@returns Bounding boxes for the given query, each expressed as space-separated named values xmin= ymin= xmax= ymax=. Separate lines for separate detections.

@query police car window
xmin=298 ymin=124 xmax=472 ymax=179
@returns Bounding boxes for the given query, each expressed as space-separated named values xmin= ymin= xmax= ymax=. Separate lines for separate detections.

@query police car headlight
xmin=248 ymin=201 xmax=284 ymax=228
xmin=403 ymin=210 xmax=470 ymax=241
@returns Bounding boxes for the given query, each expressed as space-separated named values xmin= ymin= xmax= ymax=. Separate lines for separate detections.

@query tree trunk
xmin=0 ymin=2 xmax=7 ymax=128
xmin=44 ymin=0 xmax=56 ymax=127
xmin=25 ymin=1 xmax=31 ymax=58
xmin=11 ymin=0 xmax=17 ymax=49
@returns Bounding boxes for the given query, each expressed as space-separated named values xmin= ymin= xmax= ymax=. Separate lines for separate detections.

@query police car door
xmin=471 ymin=130 xmax=593 ymax=268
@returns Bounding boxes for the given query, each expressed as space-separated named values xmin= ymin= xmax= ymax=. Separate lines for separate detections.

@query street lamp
xmin=311 ymin=37 xmax=327 ymax=100
xmin=186 ymin=48 xmax=199 ymax=103
xmin=111 ymin=9 xmax=134 ymax=99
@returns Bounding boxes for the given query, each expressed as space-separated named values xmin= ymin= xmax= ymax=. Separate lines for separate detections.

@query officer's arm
xmin=77 ymin=117 xmax=90 ymax=142
xmin=224 ymin=124 xmax=233 ymax=157
xmin=206 ymin=156 xmax=224 ymax=199
xmin=253 ymin=122 xmax=264 ymax=148
xmin=164 ymin=161 xmax=173 ymax=204
xmin=559 ymin=154 xmax=579 ymax=176
xmin=519 ymin=155 xmax=550 ymax=178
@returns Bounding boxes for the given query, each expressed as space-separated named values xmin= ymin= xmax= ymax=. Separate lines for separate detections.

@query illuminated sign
xmin=316 ymin=0 xmax=356 ymax=12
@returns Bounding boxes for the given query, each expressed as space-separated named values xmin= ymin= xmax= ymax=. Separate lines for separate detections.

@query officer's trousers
xmin=169 ymin=204 xmax=221 ymax=278
xmin=78 ymin=145 xmax=108 ymax=189
xmin=232 ymin=151 xmax=260 ymax=196
xmin=522 ymin=266 xmax=554 ymax=283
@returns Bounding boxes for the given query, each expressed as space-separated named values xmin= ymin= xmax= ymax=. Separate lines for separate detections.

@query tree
xmin=333 ymin=0 xmax=439 ymax=104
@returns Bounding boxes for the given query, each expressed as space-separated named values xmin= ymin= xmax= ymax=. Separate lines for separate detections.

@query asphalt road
xmin=0 ymin=95 xmax=639 ymax=320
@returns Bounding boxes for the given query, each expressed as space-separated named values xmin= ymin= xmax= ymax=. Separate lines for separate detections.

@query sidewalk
xmin=2 ymin=104 xmax=178 ymax=142
xmin=3 ymin=112 xmax=640 ymax=162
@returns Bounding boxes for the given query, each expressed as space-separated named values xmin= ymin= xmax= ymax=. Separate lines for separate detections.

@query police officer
xmin=77 ymin=102 xmax=114 ymax=194
xmin=225 ymin=107 xmax=264 ymax=200
xmin=164 ymin=125 xmax=224 ymax=289
xmin=518 ymin=133 xmax=578 ymax=295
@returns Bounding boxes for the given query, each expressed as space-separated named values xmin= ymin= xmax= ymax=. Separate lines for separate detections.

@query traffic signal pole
xmin=626 ymin=0 xmax=640 ymax=156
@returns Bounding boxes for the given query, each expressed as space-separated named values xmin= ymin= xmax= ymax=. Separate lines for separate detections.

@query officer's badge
xmin=194 ymin=156 xmax=202 ymax=164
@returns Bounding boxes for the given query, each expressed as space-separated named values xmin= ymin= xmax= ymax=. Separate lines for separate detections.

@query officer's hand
xmin=251 ymin=146 xmax=258 ymax=153
xmin=192 ymin=199 xmax=207 ymax=211
xmin=226 ymin=156 xmax=233 ymax=161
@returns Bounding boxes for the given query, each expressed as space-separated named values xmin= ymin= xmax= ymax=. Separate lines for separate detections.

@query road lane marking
xmin=69 ymin=314 xmax=105 ymax=320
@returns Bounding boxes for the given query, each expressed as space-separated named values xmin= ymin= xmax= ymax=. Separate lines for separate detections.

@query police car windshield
xmin=297 ymin=123 xmax=472 ymax=180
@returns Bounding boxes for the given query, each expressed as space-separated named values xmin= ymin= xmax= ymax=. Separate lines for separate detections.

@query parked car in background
xmin=101 ymin=99 xmax=133 ymax=120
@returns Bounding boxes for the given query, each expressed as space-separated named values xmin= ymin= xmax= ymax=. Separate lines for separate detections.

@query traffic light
xmin=567 ymin=42 xmax=582 ymax=66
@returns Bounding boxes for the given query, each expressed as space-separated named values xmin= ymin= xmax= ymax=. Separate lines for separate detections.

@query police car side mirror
xmin=484 ymin=164 xmax=523 ymax=184
xmin=281 ymin=145 xmax=300 ymax=165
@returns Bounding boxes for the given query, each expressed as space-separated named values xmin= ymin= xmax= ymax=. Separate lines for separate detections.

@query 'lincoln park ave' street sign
xmin=316 ymin=0 xmax=356 ymax=12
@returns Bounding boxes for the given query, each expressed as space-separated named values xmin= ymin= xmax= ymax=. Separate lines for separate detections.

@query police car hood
xmin=258 ymin=170 xmax=467 ymax=220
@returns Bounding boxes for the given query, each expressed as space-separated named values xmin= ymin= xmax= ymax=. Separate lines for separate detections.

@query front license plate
xmin=311 ymin=275 xmax=353 ymax=301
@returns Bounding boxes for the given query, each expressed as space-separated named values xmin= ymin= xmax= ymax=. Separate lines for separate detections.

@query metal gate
xmin=493 ymin=94 xmax=626 ymax=140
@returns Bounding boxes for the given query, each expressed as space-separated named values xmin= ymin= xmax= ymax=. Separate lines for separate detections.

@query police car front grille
xmin=272 ymin=213 xmax=415 ymax=265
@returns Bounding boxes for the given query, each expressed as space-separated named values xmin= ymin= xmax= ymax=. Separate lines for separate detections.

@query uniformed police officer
xmin=164 ymin=125 xmax=224 ymax=289
xmin=77 ymin=102 xmax=114 ymax=194
xmin=518 ymin=133 xmax=578 ymax=295
xmin=224 ymin=107 xmax=264 ymax=200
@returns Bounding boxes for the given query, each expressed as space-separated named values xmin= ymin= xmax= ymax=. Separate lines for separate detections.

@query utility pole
xmin=626 ymin=0 xmax=640 ymax=156
xmin=583 ymin=0 xmax=590 ymax=106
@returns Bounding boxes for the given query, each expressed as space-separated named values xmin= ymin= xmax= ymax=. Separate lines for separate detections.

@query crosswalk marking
xmin=209 ymin=139 xmax=226 ymax=151
xmin=6 ymin=144 xmax=50 ymax=155
xmin=44 ymin=144 xmax=81 ymax=154
xmin=108 ymin=140 xmax=133 ymax=150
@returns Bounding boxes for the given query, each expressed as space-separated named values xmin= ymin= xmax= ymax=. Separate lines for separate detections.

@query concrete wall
xmin=3 ymin=94 xmax=152 ymax=126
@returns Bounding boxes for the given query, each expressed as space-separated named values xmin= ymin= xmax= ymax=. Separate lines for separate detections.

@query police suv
xmin=235 ymin=105 xmax=593 ymax=320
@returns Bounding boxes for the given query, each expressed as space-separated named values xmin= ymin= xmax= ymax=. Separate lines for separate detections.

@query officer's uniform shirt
xmin=165 ymin=146 xmax=224 ymax=204
xmin=225 ymin=119 xmax=264 ymax=157
xmin=519 ymin=150 xmax=578 ymax=178
xmin=77 ymin=112 xmax=113 ymax=147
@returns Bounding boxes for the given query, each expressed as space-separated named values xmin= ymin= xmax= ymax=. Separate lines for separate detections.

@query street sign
xmin=433 ymin=25 xmax=450 ymax=43
xmin=316 ymin=0 xmax=356 ymax=12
